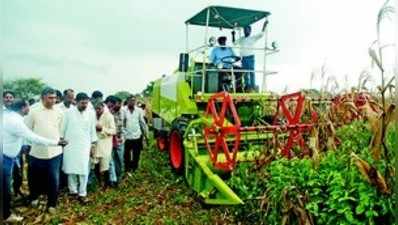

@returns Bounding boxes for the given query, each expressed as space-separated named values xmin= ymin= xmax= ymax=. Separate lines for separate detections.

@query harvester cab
xmin=151 ymin=6 xmax=318 ymax=205
xmin=181 ymin=6 xmax=278 ymax=95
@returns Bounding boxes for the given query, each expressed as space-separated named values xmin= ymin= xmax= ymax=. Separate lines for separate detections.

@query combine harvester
xmin=151 ymin=6 xmax=319 ymax=205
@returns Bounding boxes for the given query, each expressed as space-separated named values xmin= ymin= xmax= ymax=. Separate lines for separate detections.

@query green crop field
xmin=14 ymin=121 xmax=397 ymax=225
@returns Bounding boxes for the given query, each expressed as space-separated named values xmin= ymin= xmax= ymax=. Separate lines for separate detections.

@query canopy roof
xmin=185 ymin=6 xmax=270 ymax=29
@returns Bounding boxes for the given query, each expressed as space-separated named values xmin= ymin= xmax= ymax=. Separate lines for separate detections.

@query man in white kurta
xmin=62 ymin=93 xmax=97 ymax=201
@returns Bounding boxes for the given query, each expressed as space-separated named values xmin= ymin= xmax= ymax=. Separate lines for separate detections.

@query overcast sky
xmin=2 ymin=0 xmax=397 ymax=96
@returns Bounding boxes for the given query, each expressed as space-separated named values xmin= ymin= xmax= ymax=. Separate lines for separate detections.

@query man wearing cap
xmin=210 ymin=36 xmax=244 ymax=91
xmin=210 ymin=36 xmax=237 ymax=69
xmin=232 ymin=20 xmax=268 ymax=90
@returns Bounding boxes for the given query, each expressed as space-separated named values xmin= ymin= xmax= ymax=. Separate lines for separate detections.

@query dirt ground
xmin=10 ymin=141 xmax=235 ymax=225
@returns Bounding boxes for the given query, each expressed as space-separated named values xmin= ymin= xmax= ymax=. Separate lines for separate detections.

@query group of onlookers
xmin=2 ymin=88 xmax=148 ymax=223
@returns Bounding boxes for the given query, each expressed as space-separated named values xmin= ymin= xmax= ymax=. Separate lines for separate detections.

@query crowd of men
xmin=3 ymin=88 xmax=148 ymax=223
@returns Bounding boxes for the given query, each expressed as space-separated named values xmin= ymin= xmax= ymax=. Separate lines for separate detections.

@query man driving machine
xmin=210 ymin=36 xmax=237 ymax=69
xmin=209 ymin=36 xmax=243 ymax=91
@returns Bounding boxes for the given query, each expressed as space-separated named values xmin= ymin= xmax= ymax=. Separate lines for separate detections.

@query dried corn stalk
xmin=366 ymin=104 xmax=396 ymax=159
xmin=351 ymin=152 xmax=390 ymax=194
xmin=280 ymin=188 xmax=314 ymax=225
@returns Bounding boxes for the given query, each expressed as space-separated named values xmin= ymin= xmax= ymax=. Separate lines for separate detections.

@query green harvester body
xmin=150 ymin=6 xmax=277 ymax=205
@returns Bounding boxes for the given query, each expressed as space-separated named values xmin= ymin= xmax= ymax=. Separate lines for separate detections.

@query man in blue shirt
xmin=210 ymin=36 xmax=244 ymax=91
xmin=210 ymin=36 xmax=237 ymax=69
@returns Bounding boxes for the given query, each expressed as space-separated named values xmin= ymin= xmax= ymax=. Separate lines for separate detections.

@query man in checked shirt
xmin=105 ymin=95 xmax=126 ymax=186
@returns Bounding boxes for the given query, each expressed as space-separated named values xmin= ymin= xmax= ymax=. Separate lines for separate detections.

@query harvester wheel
xmin=169 ymin=129 xmax=184 ymax=173
xmin=168 ymin=118 xmax=189 ymax=173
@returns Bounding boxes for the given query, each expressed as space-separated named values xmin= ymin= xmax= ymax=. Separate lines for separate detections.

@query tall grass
xmin=373 ymin=0 xmax=398 ymax=222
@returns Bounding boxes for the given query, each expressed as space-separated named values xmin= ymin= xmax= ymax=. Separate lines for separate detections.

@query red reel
xmin=204 ymin=92 xmax=241 ymax=172
xmin=273 ymin=92 xmax=314 ymax=158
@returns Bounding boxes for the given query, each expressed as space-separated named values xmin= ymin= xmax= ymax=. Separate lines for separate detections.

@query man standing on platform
xmin=232 ymin=20 xmax=268 ymax=91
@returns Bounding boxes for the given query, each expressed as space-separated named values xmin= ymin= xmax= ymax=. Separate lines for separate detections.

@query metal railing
xmin=185 ymin=42 xmax=279 ymax=95
xmin=185 ymin=67 xmax=277 ymax=95
xmin=187 ymin=44 xmax=279 ymax=56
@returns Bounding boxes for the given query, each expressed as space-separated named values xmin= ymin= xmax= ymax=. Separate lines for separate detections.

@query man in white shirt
xmin=3 ymin=99 xmax=67 ymax=223
xmin=232 ymin=20 xmax=268 ymax=90
xmin=57 ymin=89 xmax=75 ymax=113
xmin=62 ymin=92 xmax=98 ymax=203
xmin=3 ymin=90 xmax=25 ymax=197
xmin=25 ymin=88 xmax=65 ymax=214
xmin=123 ymin=95 xmax=148 ymax=173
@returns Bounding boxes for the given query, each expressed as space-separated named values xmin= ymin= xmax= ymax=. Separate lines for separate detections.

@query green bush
xmin=229 ymin=121 xmax=396 ymax=225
